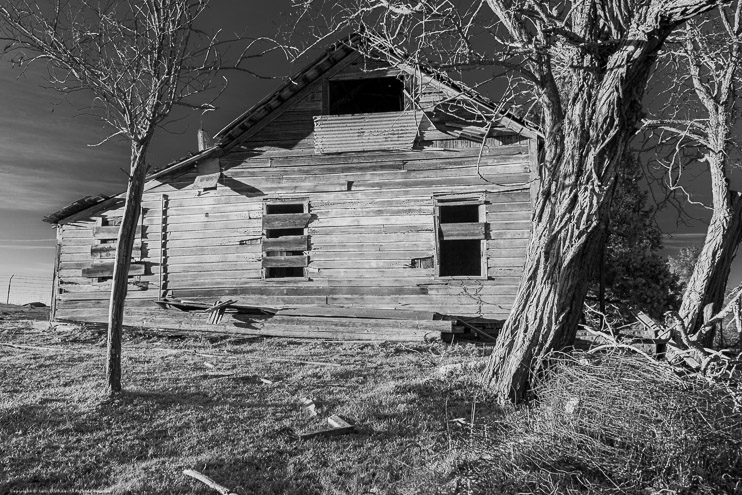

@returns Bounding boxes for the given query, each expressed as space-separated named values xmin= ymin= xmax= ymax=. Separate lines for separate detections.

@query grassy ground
xmin=0 ymin=305 xmax=496 ymax=495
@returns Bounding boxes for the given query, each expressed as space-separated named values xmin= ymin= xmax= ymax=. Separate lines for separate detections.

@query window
xmin=435 ymin=197 xmax=486 ymax=277
xmin=327 ymin=77 xmax=404 ymax=115
xmin=262 ymin=200 xmax=310 ymax=279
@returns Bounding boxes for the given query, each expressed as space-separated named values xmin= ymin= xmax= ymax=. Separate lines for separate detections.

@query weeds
xmin=458 ymin=350 xmax=742 ymax=494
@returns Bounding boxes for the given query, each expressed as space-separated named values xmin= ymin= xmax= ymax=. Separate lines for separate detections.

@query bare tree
xmin=292 ymin=0 xmax=722 ymax=401
xmin=0 ymin=0 xmax=265 ymax=394
xmin=645 ymin=1 xmax=742 ymax=346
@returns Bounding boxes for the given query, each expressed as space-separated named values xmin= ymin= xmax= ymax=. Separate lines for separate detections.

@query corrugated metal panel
xmin=313 ymin=111 xmax=422 ymax=154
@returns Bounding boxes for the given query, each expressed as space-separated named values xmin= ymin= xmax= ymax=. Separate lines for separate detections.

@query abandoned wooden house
xmin=44 ymin=34 xmax=539 ymax=342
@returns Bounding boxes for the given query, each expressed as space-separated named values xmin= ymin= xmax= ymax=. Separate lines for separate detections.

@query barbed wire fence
xmin=0 ymin=275 xmax=53 ymax=306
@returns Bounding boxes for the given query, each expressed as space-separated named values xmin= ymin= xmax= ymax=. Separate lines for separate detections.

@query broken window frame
xmin=323 ymin=72 xmax=410 ymax=115
xmin=433 ymin=193 xmax=487 ymax=279
xmin=262 ymin=198 xmax=311 ymax=280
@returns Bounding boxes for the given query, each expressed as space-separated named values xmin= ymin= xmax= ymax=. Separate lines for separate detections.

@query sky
xmin=0 ymin=1 xmax=295 ymax=279
xmin=0 ymin=1 xmax=737 ymax=287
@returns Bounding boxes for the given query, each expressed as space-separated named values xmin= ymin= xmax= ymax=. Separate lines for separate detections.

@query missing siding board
xmin=263 ymin=199 xmax=310 ymax=279
xmin=412 ymin=256 xmax=434 ymax=269
xmin=194 ymin=157 xmax=220 ymax=190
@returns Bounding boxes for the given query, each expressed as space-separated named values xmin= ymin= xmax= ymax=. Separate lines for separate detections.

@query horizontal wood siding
xmin=52 ymin=59 xmax=533 ymax=332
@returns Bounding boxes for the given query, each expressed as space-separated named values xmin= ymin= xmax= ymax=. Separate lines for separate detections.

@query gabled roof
xmin=45 ymin=32 xmax=539 ymax=225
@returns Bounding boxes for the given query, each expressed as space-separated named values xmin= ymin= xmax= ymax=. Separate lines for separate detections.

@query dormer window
xmin=327 ymin=77 xmax=404 ymax=115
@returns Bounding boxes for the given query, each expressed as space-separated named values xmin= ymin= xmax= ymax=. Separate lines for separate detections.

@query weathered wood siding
xmin=53 ymin=59 xmax=535 ymax=328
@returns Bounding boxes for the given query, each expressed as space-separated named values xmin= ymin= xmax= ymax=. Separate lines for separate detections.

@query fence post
xmin=6 ymin=274 xmax=14 ymax=304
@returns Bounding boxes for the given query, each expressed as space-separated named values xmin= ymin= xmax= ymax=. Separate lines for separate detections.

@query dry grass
xmin=0 ymin=306 xmax=496 ymax=495
xmin=4 ymin=305 xmax=741 ymax=494
xmin=459 ymin=350 xmax=742 ymax=494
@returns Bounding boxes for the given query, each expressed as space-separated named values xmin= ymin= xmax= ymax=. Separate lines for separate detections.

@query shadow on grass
xmin=190 ymin=454 xmax=322 ymax=495
xmin=97 ymin=388 xmax=284 ymax=413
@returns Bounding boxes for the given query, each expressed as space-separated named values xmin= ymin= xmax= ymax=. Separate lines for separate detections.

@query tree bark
xmin=484 ymin=12 xmax=677 ymax=402
xmin=675 ymin=21 xmax=742 ymax=344
xmin=678 ymin=187 xmax=742 ymax=345
xmin=106 ymin=142 xmax=148 ymax=394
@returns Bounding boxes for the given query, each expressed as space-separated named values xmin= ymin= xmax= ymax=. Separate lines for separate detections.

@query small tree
xmin=668 ymin=245 xmax=702 ymax=288
xmin=645 ymin=0 xmax=742 ymax=344
xmin=0 ymin=0 xmax=262 ymax=394
xmin=593 ymin=155 xmax=681 ymax=321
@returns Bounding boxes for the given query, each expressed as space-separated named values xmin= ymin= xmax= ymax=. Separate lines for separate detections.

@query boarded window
xmin=262 ymin=200 xmax=310 ymax=279
xmin=435 ymin=198 xmax=485 ymax=277
xmin=328 ymin=77 xmax=404 ymax=115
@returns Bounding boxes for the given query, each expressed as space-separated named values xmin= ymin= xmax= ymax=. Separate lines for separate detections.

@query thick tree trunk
xmin=483 ymin=17 xmax=675 ymax=402
xmin=106 ymin=142 xmax=149 ymax=394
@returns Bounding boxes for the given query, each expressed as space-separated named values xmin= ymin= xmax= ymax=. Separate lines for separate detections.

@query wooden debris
xmin=259 ymin=377 xmax=275 ymax=385
xmin=276 ymin=306 xmax=437 ymax=321
xmin=183 ymin=469 xmax=239 ymax=495
xmin=453 ymin=317 xmax=497 ymax=343
xmin=202 ymin=299 xmax=237 ymax=325
xmin=299 ymin=414 xmax=355 ymax=440
xmin=300 ymin=397 xmax=318 ymax=417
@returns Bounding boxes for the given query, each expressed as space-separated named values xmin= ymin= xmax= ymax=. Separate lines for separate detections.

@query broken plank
xmin=81 ymin=262 xmax=146 ymax=278
xmin=262 ymin=213 xmax=311 ymax=230
xmin=182 ymin=469 xmax=239 ymax=495
xmin=299 ymin=415 xmax=355 ymax=440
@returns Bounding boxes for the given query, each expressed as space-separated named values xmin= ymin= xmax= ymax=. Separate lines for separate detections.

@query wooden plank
xmin=311 ymin=241 xmax=434 ymax=252
xmin=263 ymin=236 xmax=308 ymax=252
xmin=162 ymin=253 xmax=262 ymax=265
xmin=93 ymin=226 xmax=142 ymax=239
xmin=309 ymin=250 xmax=433 ymax=261
xmin=276 ymin=306 xmax=436 ymax=320
xmin=488 ymin=221 xmax=531 ymax=231
xmin=164 ymin=285 xmax=427 ymax=297
xmin=81 ymin=262 xmax=146 ymax=278
xmin=91 ymin=245 xmax=143 ymax=259
xmin=309 ymin=215 xmax=432 ymax=228
xmin=262 ymin=213 xmax=311 ymax=230
xmin=262 ymin=255 xmax=309 ymax=268
xmin=440 ymin=223 xmax=486 ymax=240
xmin=486 ymin=202 xmax=532 ymax=213
xmin=310 ymin=260 xmax=414 ymax=269
xmin=314 ymin=268 xmax=434 ymax=278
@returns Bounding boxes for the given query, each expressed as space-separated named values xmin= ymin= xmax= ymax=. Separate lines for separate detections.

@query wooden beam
xmin=263 ymin=213 xmax=311 ymax=230
xmin=262 ymin=255 xmax=309 ymax=268
xmin=440 ymin=223 xmax=485 ymax=240
xmin=263 ymin=236 xmax=308 ymax=252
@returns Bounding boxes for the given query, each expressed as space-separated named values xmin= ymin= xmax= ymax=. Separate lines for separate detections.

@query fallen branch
xmin=183 ymin=469 xmax=239 ymax=495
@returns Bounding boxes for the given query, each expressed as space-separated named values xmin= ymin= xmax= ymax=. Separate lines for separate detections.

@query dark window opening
xmin=439 ymin=240 xmax=482 ymax=277
xmin=328 ymin=77 xmax=404 ymax=115
xmin=266 ymin=203 xmax=305 ymax=215
xmin=263 ymin=202 xmax=308 ymax=279
xmin=266 ymin=228 xmax=304 ymax=239
xmin=440 ymin=204 xmax=479 ymax=223
xmin=266 ymin=267 xmax=305 ymax=278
